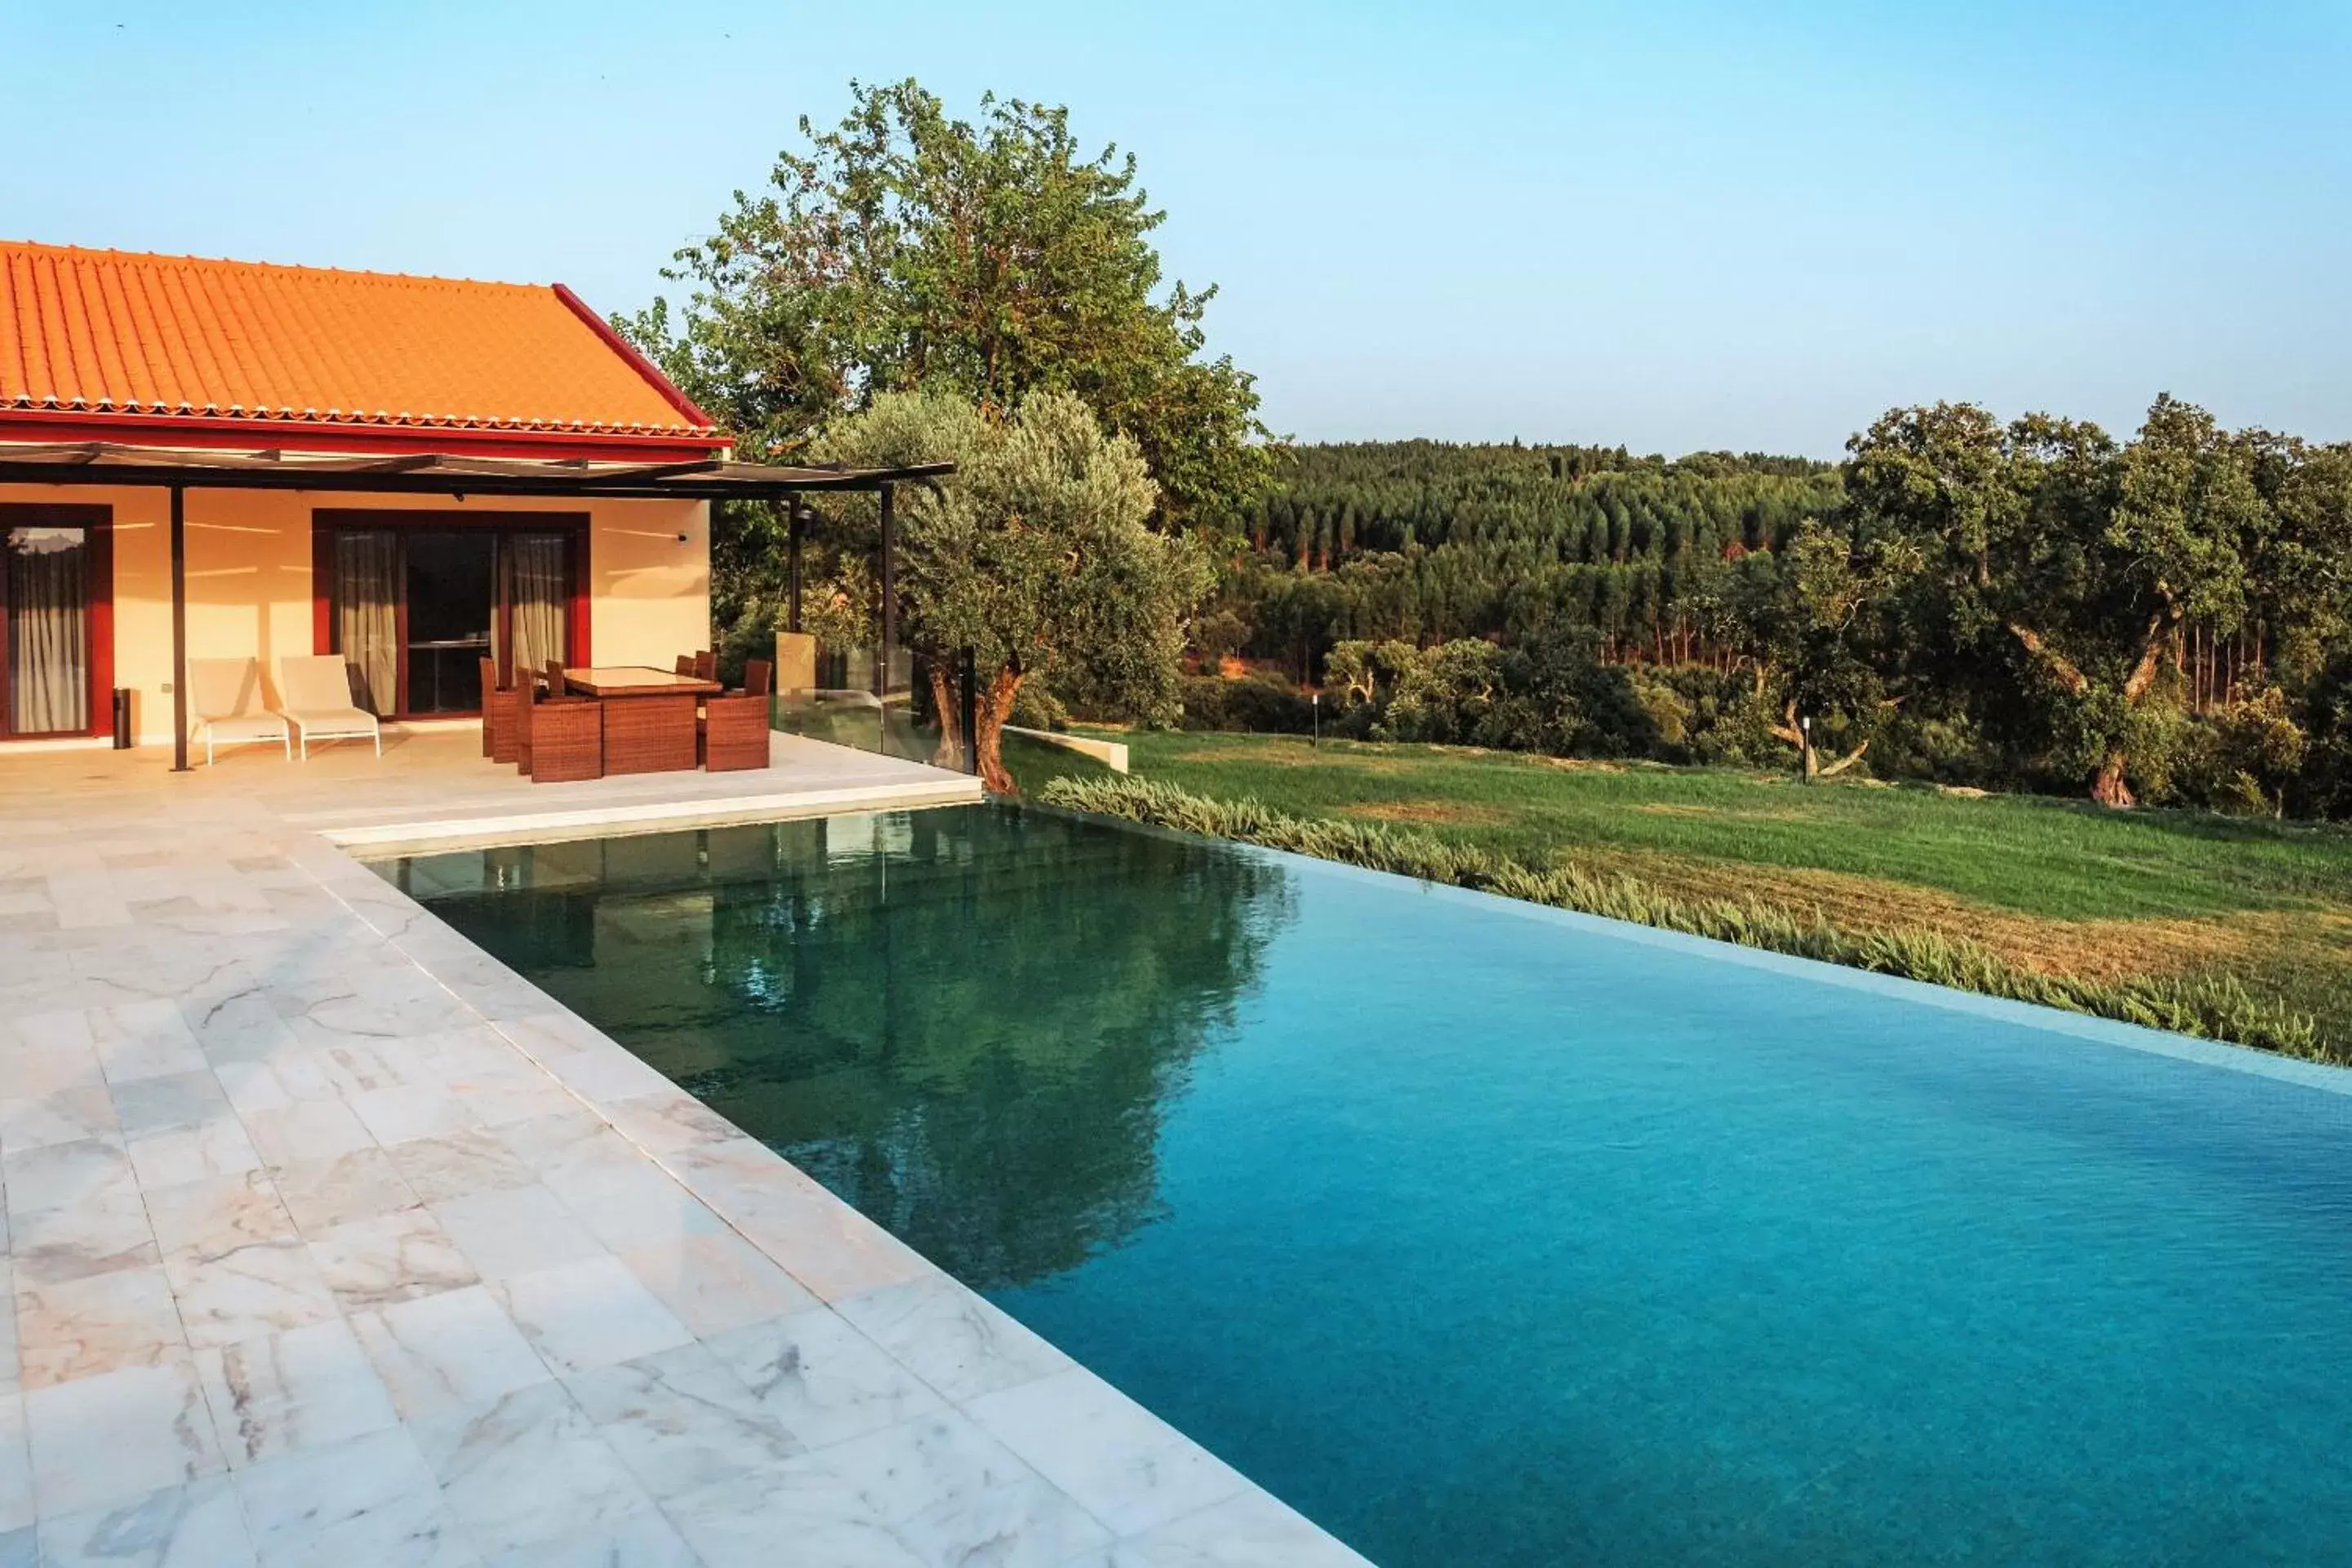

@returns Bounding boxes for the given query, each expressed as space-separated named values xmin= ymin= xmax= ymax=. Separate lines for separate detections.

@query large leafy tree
xmin=816 ymin=390 xmax=1211 ymax=793
xmin=1846 ymin=395 xmax=2301 ymax=806
xmin=620 ymin=78 xmax=1269 ymax=601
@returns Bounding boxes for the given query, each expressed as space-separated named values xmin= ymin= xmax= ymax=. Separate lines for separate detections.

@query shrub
xmin=1179 ymin=672 xmax=1316 ymax=734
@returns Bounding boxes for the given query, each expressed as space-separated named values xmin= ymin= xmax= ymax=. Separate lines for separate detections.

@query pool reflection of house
xmin=0 ymin=241 xmax=927 ymax=764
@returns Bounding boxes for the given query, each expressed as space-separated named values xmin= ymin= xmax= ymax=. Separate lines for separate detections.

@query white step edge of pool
xmin=308 ymin=775 xmax=986 ymax=854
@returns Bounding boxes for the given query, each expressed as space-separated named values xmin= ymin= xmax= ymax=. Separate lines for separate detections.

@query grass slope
xmin=1003 ymin=731 xmax=2352 ymax=1056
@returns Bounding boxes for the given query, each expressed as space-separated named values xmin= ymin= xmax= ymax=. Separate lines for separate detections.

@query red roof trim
xmin=550 ymin=283 xmax=715 ymax=432
xmin=0 ymin=406 xmax=728 ymax=463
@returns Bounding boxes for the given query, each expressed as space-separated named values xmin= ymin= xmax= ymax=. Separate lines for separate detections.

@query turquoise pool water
xmin=382 ymin=806 xmax=2352 ymax=1566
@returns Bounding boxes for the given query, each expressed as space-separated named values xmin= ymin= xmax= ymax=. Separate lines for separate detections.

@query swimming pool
xmin=381 ymin=804 xmax=2352 ymax=1566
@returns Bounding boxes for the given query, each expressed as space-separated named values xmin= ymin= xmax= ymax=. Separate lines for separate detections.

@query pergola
xmin=0 ymin=440 xmax=951 ymax=771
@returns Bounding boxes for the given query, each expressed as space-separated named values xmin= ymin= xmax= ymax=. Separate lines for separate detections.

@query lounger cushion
xmin=284 ymin=707 xmax=380 ymax=735
xmin=201 ymin=714 xmax=291 ymax=741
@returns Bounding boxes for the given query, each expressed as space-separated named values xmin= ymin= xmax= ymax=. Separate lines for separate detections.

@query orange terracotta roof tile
xmin=0 ymin=242 xmax=717 ymax=441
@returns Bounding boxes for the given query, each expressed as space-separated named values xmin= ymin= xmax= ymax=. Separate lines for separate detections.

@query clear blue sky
xmin=9 ymin=0 xmax=2347 ymax=456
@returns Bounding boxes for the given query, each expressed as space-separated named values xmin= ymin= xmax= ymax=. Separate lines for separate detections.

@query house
xmin=0 ymin=241 xmax=927 ymax=766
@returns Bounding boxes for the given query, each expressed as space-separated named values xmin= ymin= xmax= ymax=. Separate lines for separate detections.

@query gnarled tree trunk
xmin=974 ymin=666 xmax=1024 ymax=796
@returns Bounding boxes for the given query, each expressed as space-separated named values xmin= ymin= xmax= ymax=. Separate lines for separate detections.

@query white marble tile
xmin=0 ymin=1262 xmax=16 ymax=1399
xmin=88 ymin=1003 xmax=207 ymax=1086
xmin=444 ymin=1071 xmax=578 ymax=1132
xmin=107 ymin=1072 xmax=231 ymax=1139
xmin=0 ymin=1393 xmax=27 ymax=1534
xmin=662 ymin=1141 xmax=931 ymax=1304
xmin=561 ymin=1343 xmax=803 ymax=1503
xmin=193 ymin=1318 xmax=398 ymax=1469
xmin=233 ymin=1426 xmax=477 ymax=1568
xmin=0 ymin=1083 xmax=121 ymax=1157
xmin=270 ymin=1147 xmax=423 ymax=1235
xmin=614 ymin=1230 xmax=818 ymax=1339
xmin=349 ymin=1286 xmax=553 ymax=1421
xmin=431 ymin=1186 xmax=604 ymax=1282
xmin=475 ymin=1506 xmax=697 ymax=1568
xmin=11 ymin=1265 xmax=188 ymax=1390
xmin=126 ymin=1119 xmax=265 ymax=1191
xmin=703 ymin=1308 xmax=946 ymax=1454
xmin=409 ymin=1381 xmax=654 ymax=1561
xmin=308 ymin=1209 xmax=479 ymax=1311
xmin=491 ymin=1014 xmax=612 ymax=1072
xmin=34 ymin=1473 xmax=258 ymax=1567
xmin=388 ymin=1130 xmax=539 ymax=1206
xmin=660 ymin=1463 xmax=927 ymax=1568
xmin=836 ymin=1274 xmax=1074 ymax=1406
xmin=241 ymin=1102 xmax=376 ymax=1170
xmin=967 ymin=1370 xmax=1248 ymax=1539
xmin=22 ymin=1361 xmax=225 ymax=1519
xmin=1101 ymin=1488 xmax=1373 ymax=1567
xmin=492 ymin=1259 xmax=693 ymax=1378
xmin=7 ymin=1188 xmax=158 ymax=1286
xmin=278 ymin=968 xmax=480 ymax=1053
xmin=181 ymin=988 xmax=304 ymax=1068
xmin=3 ymin=1138 xmax=136 ymax=1218
xmin=542 ymin=1157 xmax=727 ymax=1256
xmin=493 ymin=1109 xmax=630 ymax=1179
xmin=161 ymin=1242 xmax=341 ymax=1351
xmin=596 ymin=1090 xmax=741 ymax=1157
xmin=348 ymin=1085 xmax=482 ymax=1148
xmin=830 ymin=1410 xmax=1114 ymax=1568
xmin=144 ymin=1171 xmax=300 ymax=1265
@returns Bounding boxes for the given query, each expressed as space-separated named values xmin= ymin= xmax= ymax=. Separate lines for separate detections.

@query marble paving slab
xmin=0 ymin=737 xmax=1371 ymax=1566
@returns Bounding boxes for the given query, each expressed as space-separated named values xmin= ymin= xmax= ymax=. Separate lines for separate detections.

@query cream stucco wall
xmin=0 ymin=483 xmax=709 ymax=746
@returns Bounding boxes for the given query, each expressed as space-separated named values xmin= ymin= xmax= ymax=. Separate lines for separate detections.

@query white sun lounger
xmin=278 ymin=654 xmax=382 ymax=759
xmin=188 ymin=656 xmax=291 ymax=765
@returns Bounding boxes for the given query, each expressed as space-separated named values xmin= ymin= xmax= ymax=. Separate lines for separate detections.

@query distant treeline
xmin=1214 ymin=442 xmax=1842 ymax=673
xmin=1185 ymin=413 xmax=2352 ymax=820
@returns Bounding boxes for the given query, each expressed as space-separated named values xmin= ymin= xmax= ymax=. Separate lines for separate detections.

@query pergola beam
xmin=0 ymin=442 xmax=951 ymax=500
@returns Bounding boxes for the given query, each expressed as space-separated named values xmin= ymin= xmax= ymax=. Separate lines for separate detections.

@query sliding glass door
xmin=1 ymin=509 xmax=110 ymax=739
xmin=318 ymin=515 xmax=584 ymax=717
xmin=405 ymin=532 xmax=496 ymax=713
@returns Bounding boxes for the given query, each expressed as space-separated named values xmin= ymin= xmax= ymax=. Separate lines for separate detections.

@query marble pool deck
xmin=0 ymin=736 xmax=1367 ymax=1566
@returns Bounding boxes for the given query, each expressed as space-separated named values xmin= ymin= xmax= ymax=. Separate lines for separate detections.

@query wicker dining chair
xmin=674 ymin=655 xmax=696 ymax=676
xmin=742 ymin=659 xmax=772 ymax=698
xmin=521 ymin=678 xmax=602 ymax=783
xmin=479 ymin=657 xmax=520 ymax=763
xmin=701 ymin=692 xmax=770 ymax=772
xmin=693 ymin=650 xmax=717 ymax=683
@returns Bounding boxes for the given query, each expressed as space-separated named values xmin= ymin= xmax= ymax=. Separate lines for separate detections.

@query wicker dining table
xmin=562 ymin=666 xmax=720 ymax=774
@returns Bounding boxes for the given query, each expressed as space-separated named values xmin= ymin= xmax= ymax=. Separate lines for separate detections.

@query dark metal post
xmin=786 ymin=502 xmax=804 ymax=635
xmin=170 ymin=485 xmax=189 ymax=773
xmin=959 ymin=646 xmax=978 ymax=776
xmin=875 ymin=483 xmax=896 ymax=701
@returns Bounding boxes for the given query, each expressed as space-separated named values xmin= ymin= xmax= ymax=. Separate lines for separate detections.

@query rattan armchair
xmin=518 ymin=677 xmax=602 ymax=783
xmin=479 ymin=658 xmax=519 ymax=763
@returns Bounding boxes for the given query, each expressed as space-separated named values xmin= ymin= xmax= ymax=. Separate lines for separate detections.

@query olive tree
xmin=819 ymin=389 xmax=1210 ymax=792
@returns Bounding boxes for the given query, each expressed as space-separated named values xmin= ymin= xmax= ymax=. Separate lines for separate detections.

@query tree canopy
xmin=621 ymin=78 xmax=1268 ymax=537
xmin=816 ymin=389 xmax=1212 ymax=792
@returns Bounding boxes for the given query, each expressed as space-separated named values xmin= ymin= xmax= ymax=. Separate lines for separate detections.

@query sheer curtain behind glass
xmin=509 ymin=534 xmax=568 ymax=678
xmin=7 ymin=526 xmax=88 ymax=733
xmin=332 ymin=531 xmax=399 ymax=714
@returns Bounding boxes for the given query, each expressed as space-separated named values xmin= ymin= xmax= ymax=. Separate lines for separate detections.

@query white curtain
xmin=7 ymin=526 xmax=88 ymax=734
xmin=510 ymin=534 xmax=569 ymax=680
xmin=333 ymin=531 xmax=399 ymax=714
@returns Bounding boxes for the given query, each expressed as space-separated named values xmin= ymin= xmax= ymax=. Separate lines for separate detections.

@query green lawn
xmin=1003 ymin=729 xmax=2352 ymax=1042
